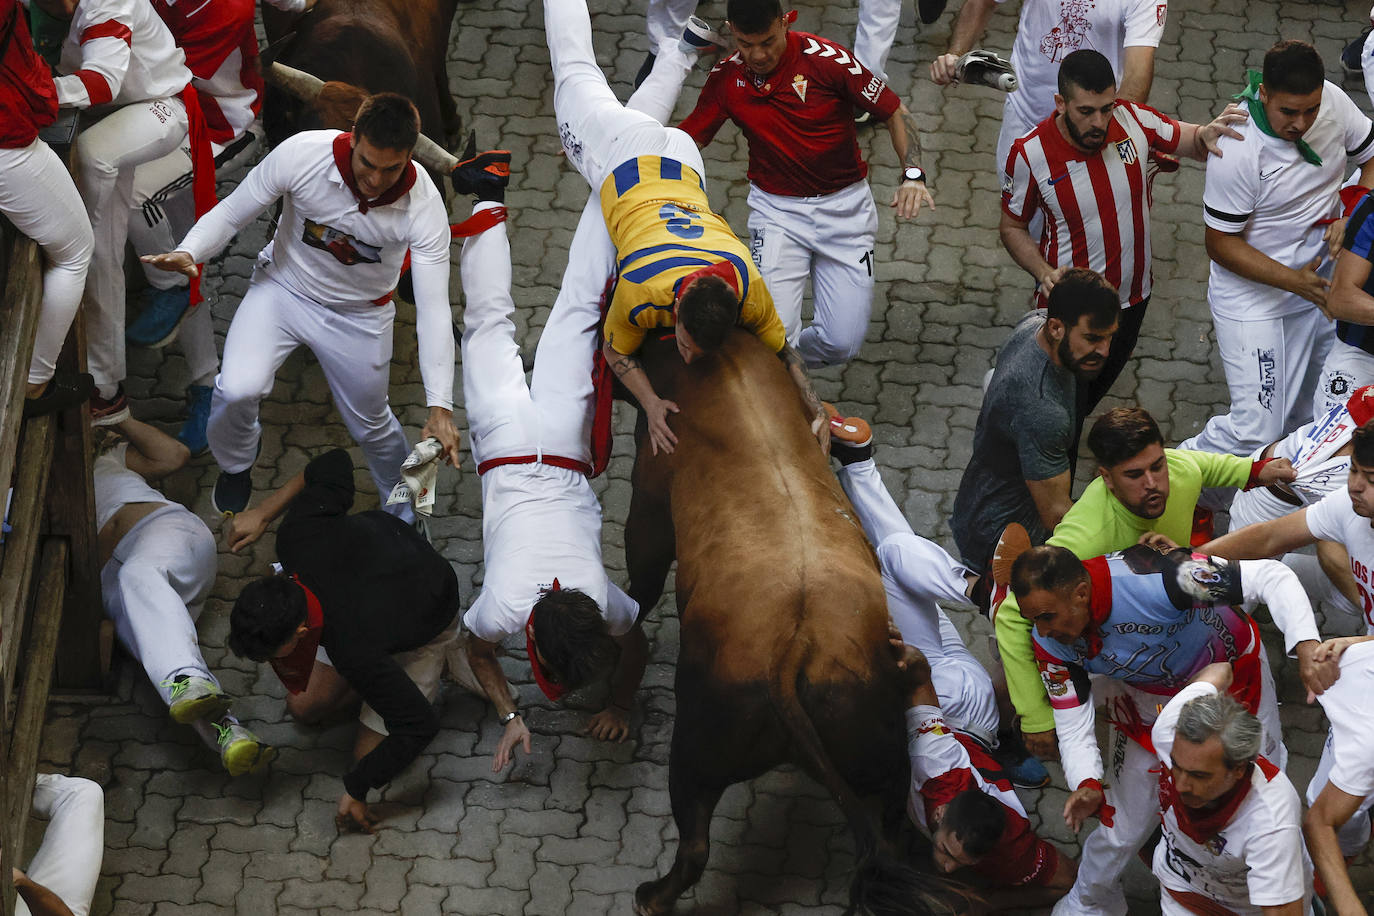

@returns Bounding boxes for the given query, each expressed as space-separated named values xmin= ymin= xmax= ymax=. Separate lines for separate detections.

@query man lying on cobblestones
xmin=1007 ymin=541 xmax=1328 ymax=915
xmin=227 ymin=448 xmax=462 ymax=833
xmin=452 ymin=151 xmax=649 ymax=772
xmin=95 ymin=415 xmax=273 ymax=775
xmin=544 ymin=0 xmax=827 ymax=456
xmin=993 ymin=408 xmax=1295 ymax=765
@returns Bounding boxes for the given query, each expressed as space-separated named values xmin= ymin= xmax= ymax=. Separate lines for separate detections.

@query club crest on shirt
xmin=916 ymin=715 xmax=950 ymax=737
xmin=1001 ymin=173 xmax=1014 ymax=196
xmin=1041 ymin=662 xmax=1072 ymax=697
xmin=302 ymin=219 xmax=382 ymax=266
xmin=1202 ymin=834 xmax=1227 ymax=856
xmin=1156 ymin=3 xmax=1167 ymax=26
xmin=1116 ymin=138 xmax=1138 ymax=165
xmin=792 ymin=74 xmax=809 ymax=102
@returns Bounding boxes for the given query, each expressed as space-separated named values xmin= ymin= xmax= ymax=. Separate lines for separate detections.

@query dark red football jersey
xmin=679 ymin=30 xmax=901 ymax=197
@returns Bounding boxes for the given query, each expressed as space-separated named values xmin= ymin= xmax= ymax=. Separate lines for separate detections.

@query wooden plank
xmin=50 ymin=310 xmax=103 ymax=690
xmin=0 ymin=234 xmax=44 ymax=564
xmin=2 ymin=538 xmax=68 ymax=916
xmin=0 ymin=416 xmax=55 ymax=705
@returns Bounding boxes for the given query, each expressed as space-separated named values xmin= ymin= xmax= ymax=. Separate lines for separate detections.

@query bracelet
xmin=500 ymin=710 xmax=520 ymax=725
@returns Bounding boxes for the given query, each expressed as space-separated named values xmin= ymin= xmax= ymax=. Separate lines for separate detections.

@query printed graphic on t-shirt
xmin=1039 ymin=0 xmax=1096 ymax=63
xmin=302 ymin=219 xmax=382 ymax=266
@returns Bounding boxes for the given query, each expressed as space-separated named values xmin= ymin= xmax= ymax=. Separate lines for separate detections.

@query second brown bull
xmin=623 ymin=329 xmax=975 ymax=915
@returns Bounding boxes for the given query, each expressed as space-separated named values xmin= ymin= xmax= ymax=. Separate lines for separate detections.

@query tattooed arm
xmin=884 ymin=102 xmax=935 ymax=219
xmin=778 ymin=344 xmax=830 ymax=454
xmin=602 ymin=340 xmax=680 ymax=455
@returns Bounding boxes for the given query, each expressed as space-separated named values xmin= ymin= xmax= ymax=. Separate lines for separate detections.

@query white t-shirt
xmin=462 ymin=464 xmax=638 ymax=644
xmin=1151 ymin=682 xmax=1310 ymax=914
xmin=1304 ymin=487 xmax=1374 ymax=631
xmin=999 ymin=0 xmax=1167 ymax=130
xmin=1203 ymin=81 xmax=1374 ymax=320
xmin=1315 ymin=641 xmax=1374 ymax=800
xmin=92 ymin=443 xmax=169 ymax=530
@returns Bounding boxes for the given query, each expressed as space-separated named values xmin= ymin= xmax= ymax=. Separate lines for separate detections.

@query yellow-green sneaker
xmin=162 ymin=675 xmax=233 ymax=725
xmin=214 ymin=722 xmax=277 ymax=776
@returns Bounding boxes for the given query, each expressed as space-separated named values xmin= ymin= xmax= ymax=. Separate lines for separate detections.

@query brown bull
xmin=624 ymin=330 xmax=974 ymax=916
xmin=260 ymin=0 xmax=461 ymax=147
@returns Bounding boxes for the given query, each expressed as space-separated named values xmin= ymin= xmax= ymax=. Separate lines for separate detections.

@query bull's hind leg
xmin=633 ymin=757 xmax=725 ymax=916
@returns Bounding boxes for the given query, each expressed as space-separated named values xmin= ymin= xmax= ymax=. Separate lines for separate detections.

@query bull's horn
xmin=411 ymin=132 xmax=459 ymax=173
xmin=266 ymin=61 xmax=326 ymax=101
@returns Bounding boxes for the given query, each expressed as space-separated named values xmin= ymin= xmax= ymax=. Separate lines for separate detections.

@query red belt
xmin=477 ymin=454 xmax=592 ymax=476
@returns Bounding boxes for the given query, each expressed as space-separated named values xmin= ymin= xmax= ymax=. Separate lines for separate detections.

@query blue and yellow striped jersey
xmin=598 ymin=155 xmax=785 ymax=356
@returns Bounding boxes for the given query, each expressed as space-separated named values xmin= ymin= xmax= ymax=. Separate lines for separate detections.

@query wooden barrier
xmin=0 ymin=210 xmax=107 ymax=915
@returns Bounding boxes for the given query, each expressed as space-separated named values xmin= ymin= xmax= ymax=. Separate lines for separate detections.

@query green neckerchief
xmin=1233 ymin=69 xmax=1322 ymax=166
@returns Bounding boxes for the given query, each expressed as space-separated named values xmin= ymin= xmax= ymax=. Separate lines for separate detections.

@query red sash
xmin=178 ymin=84 xmax=217 ymax=307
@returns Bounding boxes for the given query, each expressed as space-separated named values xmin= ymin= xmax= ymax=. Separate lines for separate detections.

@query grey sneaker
xmin=162 ymin=675 xmax=233 ymax=725
xmin=214 ymin=721 xmax=276 ymax=776
xmin=679 ymin=16 xmax=727 ymax=55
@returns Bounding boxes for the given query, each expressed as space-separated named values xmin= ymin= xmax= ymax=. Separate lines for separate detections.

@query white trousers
xmin=1314 ymin=339 xmax=1374 ymax=419
xmin=17 ymin=774 xmax=104 ymax=916
xmin=0 ymin=138 xmax=94 ymax=386
xmin=1180 ymin=306 xmax=1335 ymax=457
xmin=837 ymin=458 xmax=1000 ymax=745
xmin=1054 ymin=675 xmax=1286 ymax=916
xmin=101 ymin=504 xmax=218 ymax=703
xmin=546 ymin=0 xmax=700 ymax=190
xmin=748 ymin=181 xmax=878 ymax=367
xmin=76 ymin=96 xmax=189 ymax=392
xmin=126 ymin=128 xmax=262 ymax=385
xmin=210 ymin=272 xmax=410 ymax=511
xmin=644 ymin=0 xmax=697 ymax=58
xmin=1306 ymin=727 xmax=1374 ymax=857
xmin=854 ymin=0 xmax=900 ymax=80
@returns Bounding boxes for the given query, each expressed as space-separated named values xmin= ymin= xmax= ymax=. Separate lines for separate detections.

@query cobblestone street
xmin=34 ymin=0 xmax=1374 ymax=912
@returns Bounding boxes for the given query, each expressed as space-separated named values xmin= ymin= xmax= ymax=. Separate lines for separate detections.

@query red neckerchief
xmin=526 ymin=579 xmax=568 ymax=700
xmin=268 ymin=575 xmax=325 ymax=695
xmin=1156 ymin=761 xmax=1262 ymax=846
xmin=1079 ymin=555 xmax=1113 ymax=658
xmin=331 ymin=132 xmax=417 ymax=213
xmin=674 ymin=258 xmax=741 ymax=304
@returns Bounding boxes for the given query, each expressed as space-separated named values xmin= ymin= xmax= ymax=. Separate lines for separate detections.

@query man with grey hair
xmin=1150 ymin=662 xmax=1310 ymax=915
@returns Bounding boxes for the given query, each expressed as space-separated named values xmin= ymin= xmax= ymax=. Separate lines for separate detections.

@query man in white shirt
xmin=1151 ymin=663 xmax=1310 ymax=916
xmin=1303 ymin=636 xmax=1374 ymax=916
xmin=1181 ymin=40 xmax=1374 ymax=457
xmin=143 ymin=92 xmax=460 ymax=517
xmin=929 ymin=0 xmax=1168 ymax=176
xmin=1202 ymin=418 xmax=1374 ymax=634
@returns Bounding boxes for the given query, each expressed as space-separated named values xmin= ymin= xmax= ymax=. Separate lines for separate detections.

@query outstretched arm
xmin=226 ymin=469 xmax=307 ymax=552
xmin=883 ymin=103 xmax=935 ymax=219
xmin=115 ymin=417 xmax=190 ymax=482
xmin=588 ymin=625 xmax=649 ymax=742
xmin=778 ymin=345 xmax=829 ymax=453
xmin=603 ymin=340 xmax=680 ymax=456
xmin=465 ymin=635 xmax=531 ymax=772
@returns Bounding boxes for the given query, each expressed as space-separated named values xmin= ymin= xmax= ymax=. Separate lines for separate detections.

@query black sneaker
xmin=212 ymin=467 xmax=253 ymax=516
xmin=23 ymin=371 xmax=94 ymax=417
xmin=450 ymin=132 xmax=511 ymax=202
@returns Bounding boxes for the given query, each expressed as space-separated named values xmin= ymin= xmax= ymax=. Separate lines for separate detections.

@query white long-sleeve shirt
xmin=54 ymin=0 xmax=189 ymax=109
xmin=180 ymin=130 xmax=455 ymax=409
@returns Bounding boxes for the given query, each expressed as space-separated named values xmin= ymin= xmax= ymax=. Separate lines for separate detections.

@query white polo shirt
xmin=1151 ymin=682 xmax=1310 ymax=914
xmin=1304 ymin=487 xmax=1374 ymax=632
xmin=999 ymin=0 xmax=1167 ymax=131
xmin=1203 ymin=81 xmax=1374 ymax=320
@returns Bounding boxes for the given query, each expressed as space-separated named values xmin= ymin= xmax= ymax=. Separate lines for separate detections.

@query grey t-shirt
xmin=950 ymin=311 xmax=1076 ymax=572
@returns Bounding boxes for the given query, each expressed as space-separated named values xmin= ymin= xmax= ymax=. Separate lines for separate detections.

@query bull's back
xmin=645 ymin=332 xmax=890 ymax=682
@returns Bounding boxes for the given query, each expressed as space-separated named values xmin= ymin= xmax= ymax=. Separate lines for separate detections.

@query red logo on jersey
xmin=301 ymin=218 xmax=382 ymax=266
xmin=1156 ymin=4 xmax=1167 ymax=26
xmin=792 ymin=74 xmax=808 ymax=102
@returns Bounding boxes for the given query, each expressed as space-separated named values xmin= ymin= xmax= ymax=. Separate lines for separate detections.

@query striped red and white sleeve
xmin=54 ymin=7 xmax=134 ymax=108
xmin=1001 ymin=137 xmax=1041 ymax=223
xmin=1119 ymin=100 xmax=1180 ymax=155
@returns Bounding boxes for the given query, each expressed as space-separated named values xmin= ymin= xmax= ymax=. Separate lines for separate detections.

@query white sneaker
xmin=679 ymin=16 xmax=727 ymax=55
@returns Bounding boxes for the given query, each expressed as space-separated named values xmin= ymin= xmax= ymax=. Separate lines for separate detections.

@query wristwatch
xmin=500 ymin=710 xmax=520 ymax=725
xmin=903 ymin=166 xmax=927 ymax=183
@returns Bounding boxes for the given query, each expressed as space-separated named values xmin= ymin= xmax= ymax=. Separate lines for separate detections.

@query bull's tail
xmin=771 ymin=642 xmax=971 ymax=916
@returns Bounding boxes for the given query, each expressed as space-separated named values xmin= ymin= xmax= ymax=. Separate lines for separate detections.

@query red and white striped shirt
xmin=53 ymin=0 xmax=189 ymax=109
xmin=1002 ymin=100 xmax=1180 ymax=308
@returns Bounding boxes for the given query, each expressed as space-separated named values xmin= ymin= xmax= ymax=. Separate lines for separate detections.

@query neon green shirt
xmin=995 ymin=448 xmax=1252 ymax=733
